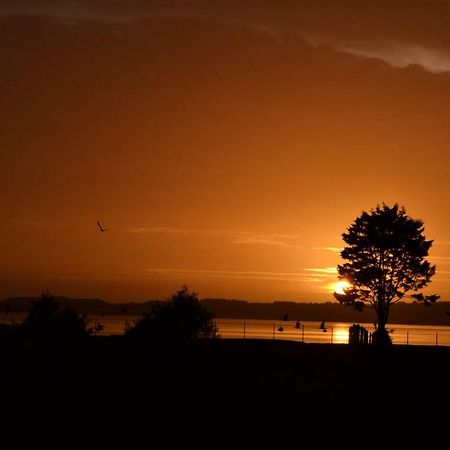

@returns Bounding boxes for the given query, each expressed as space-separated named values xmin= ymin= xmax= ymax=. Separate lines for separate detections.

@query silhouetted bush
xmin=19 ymin=291 xmax=90 ymax=338
xmin=371 ymin=328 xmax=392 ymax=346
xmin=126 ymin=285 xmax=215 ymax=340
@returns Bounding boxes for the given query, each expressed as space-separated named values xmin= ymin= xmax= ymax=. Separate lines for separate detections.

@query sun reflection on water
xmin=333 ymin=327 xmax=349 ymax=344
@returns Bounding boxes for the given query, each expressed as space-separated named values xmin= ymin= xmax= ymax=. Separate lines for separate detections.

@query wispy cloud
xmin=4 ymin=2 xmax=450 ymax=76
xmin=303 ymin=267 xmax=337 ymax=278
xmin=128 ymin=226 xmax=303 ymax=238
xmin=232 ymin=236 xmax=303 ymax=250
xmin=145 ymin=268 xmax=321 ymax=283
xmin=128 ymin=226 xmax=233 ymax=235
xmin=433 ymin=278 xmax=450 ymax=284
xmin=308 ymin=36 xmax=450 ymax=75
xmin=129 ymin=226 xmax=304 ymax=250
xmin=340 ymin=42 xmax=450 ymax=74
xmin=435 ymin=239 xmax=450 ymax=247
xmin=429 ymin=256 xmax=450 ymax=261
xmin=312 ymin=246 xmax=341 ymax=253
xmin=143 ymin=266 xmax=340 ymax=285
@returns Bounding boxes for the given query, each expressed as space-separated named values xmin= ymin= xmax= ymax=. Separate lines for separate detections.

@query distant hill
xmin=1 ymin=296 xmax=450 ymax=326
xmin=0 ymin=296 xmax=156 ymax=315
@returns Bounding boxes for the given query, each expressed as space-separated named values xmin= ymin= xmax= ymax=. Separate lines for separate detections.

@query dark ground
xmin=1 ymin=336 xmax=449 ymax=439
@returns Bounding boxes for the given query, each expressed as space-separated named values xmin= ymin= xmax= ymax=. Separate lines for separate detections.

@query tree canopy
xmin=334 ymin=204 xmax=439 ymax=344
xmin=127 ymin=285 xmax=216 ymax=340
xmin=20 ymin=291 xmax=90 ymax=338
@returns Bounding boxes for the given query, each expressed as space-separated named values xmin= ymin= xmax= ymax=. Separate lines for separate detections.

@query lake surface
xmin=84 ymin=315 xmax=450 ymax=346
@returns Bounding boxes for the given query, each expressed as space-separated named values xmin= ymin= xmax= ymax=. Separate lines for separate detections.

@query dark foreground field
xmin=0 ymin=336 xmax=450 ymax=435
xmin=2 ymin=336 xmax=449 ymax=408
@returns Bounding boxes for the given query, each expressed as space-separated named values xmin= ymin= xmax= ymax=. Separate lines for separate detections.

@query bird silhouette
xmin=97 ymin=221 xmax=109 ymax=232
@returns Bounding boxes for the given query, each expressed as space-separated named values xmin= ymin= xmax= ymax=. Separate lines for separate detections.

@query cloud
xmin=313 ymin=246 xmax=341 ymax=253
xmin=128 ymin=226 xmax=233 ymax=235
xmin=429 ymin=256 xmax=450 ymax=268
xmin=303 ymin=267 xmax=337 ymax=277
xmin=128 ymin=226 xmax=304 ymax=249
xmin=232 ymin=235 xmax=303 ymax=250
xmin=3 ymin=1 xmax=450 ymax=76
xmin=145 ymin=268 xmax=321 ymax=283
xmin=127 ymin=226 xmax=304 ymax=238
xmin=309 ymin=36 xmax=450 ymax=74
xmin=232 ymin=236 xmax=302 ymax=250
xmin=341 ymin=42 xmax=450 ymax=74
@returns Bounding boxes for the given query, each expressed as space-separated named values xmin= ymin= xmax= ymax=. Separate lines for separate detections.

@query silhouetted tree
xmin=126 ymin=285 xmax=215 ymax=340
xmin=334 ymin=204 xmax=439 ymax=345
xmin=20 ymin=291 xmax=90 ymax=338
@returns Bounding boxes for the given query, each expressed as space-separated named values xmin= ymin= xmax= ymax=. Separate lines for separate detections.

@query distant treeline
xmin=0 ymin=297 xmax=154 ymax=316
xmin=1 ymin=296 xmax=450 ymax=326
xmin=202 ymin=299 xmax=450 ymax=326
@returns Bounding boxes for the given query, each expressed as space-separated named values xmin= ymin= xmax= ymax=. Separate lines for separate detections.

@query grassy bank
xmin=2 ymin=336 xmax=450 ymax=405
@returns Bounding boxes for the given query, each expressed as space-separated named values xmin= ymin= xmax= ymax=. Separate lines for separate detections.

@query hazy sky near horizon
xmin=1 ymin=0 xmax=449 ymax=302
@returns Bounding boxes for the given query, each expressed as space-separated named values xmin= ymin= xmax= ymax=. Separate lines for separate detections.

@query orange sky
xmin=0 ymin=1 xmax=449 ymax=302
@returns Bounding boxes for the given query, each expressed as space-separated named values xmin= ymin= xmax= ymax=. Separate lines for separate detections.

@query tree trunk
xmin=373 ymin=304 xmax=392 ymax=345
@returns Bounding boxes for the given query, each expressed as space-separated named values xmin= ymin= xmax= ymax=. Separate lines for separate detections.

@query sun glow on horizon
xmin=333 ymin=280 xmax=352 ymax=295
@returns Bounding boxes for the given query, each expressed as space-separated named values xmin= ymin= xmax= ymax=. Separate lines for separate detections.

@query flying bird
xmin=97 ymin=221 xmax=109 ymax=232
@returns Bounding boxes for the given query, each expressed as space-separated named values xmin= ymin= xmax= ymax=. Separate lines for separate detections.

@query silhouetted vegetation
xmin=3 ymin=296 xmax=450 ymax=325
xmin=348 ymin=324 xmax=369 ymax=345
xmin=335 ymin=204 xmax=439 ymax=345
xmin=126 ymin=285 xmax=215 ymax=340
xmin=19 ymin=291 xmax=90 ymax=338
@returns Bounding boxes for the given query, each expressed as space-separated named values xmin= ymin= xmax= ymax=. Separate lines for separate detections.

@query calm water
xmin=87 ymin=315 xmax=450 ymax=346
xmin=4 ymin=314 xmax=450 ymax=346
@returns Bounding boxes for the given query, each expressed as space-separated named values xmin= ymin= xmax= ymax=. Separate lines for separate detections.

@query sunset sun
xmin=334 ymin=280 xmax=352 ymax=295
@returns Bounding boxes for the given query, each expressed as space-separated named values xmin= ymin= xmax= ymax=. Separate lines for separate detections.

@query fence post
xmin=302 ymin=324 xmax=305 ymax=343
xmin=331 ymin=327 xmax=334 ymax=344
xmin=243 ymin=321 xmax=246 ymax=339
xmin=406 ymin=330 xmax=409 ymax=345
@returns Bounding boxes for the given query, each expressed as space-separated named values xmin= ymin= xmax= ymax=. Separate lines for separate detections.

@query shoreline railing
xmin=2 ymin=313 xmax=450 ymax=346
